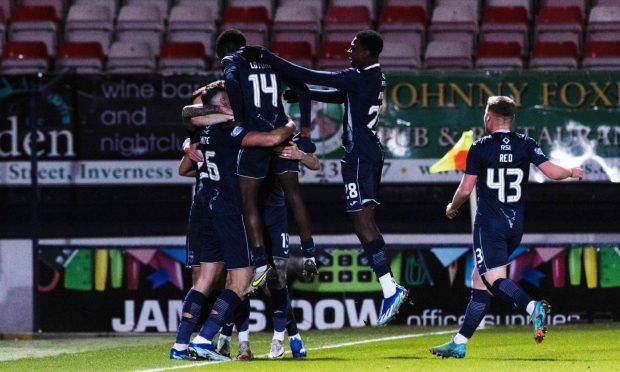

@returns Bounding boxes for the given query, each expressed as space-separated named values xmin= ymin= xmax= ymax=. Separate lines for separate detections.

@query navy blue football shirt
xmin=262 ymin=52 xmax=385 ymax=163
xmin=465 ymin=131 xmax=549 ymax=230
xmin=222 ymin=52 xmax=289 ymax=132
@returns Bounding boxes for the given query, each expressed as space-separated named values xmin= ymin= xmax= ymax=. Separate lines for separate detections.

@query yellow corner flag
xmin=429 ymin=130 xmax=474 ymax=173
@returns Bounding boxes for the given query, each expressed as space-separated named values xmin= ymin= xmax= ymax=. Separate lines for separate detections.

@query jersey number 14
xmin=248 ymin=73 xmax=278 ymax=108
xmin=486 ymin=168 xmax=524 ymax=203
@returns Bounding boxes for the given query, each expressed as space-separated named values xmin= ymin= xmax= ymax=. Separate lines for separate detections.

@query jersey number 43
xmin=486 ymin=168 xmax=524 ymax=203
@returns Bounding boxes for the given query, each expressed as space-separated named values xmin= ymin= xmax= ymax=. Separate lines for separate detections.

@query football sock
xmin=273 ymin=330 xmax=286 ymax=342
xmin=198 ymin=289 xmax=242 ymax=342
xmin=172 ymin=343 xmax=188 ymax=351
xmin=195 ymin=289 xmax=220 ymax=332
xmin=490 ymin=278 xmax=533 ymax=313
xmin=289 ymin=333 xmax=301 ymax=341
xmin=453 ymin=333 xmax=468 ymax=345
xmin=286 ymin=298 xmax=299 ymax=336
xmin=235 ymin=298 xmax=250 ymax=334
xmin=526 ymin=300 xmax=536 ymax=315
xmin=252 ymin=246 xmax=268 ymax=268
xmin=271 ymin=287 xmax=288 ymax=334
xmin=458 ymin=289 xmax=491 ymax=339
xmin=219 ymin=322 xmax=234 ymax=338
xmin=362 ymin=235 xmax=391 ymax=278
xmin=378 ymin=273 xmax=397 ymax=298
xmin=176 ymin=289 xmax=206 ymax=345
xmin=301 ymin=238 xmax=316 ymax=259
xmin=238 ymin=330 xmax=249 ymax=343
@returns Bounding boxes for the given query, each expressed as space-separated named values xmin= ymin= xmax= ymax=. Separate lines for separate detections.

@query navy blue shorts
xmin=473 ymin=223 xmax=522 ymax=275
xmin=340 ymin=156 xmax=383 ymax=212
xmin=271 ymin=156 xmax=299 ymax=175
xmin=186 ymin=199 xmax=223 ymax=267
xmin=237 ymin=147 xmax=273 ymax=179
xmin=263 ymin=204 xmax=289 ymax=259
xmin=212 ymin=213 xmax=252 ymax=270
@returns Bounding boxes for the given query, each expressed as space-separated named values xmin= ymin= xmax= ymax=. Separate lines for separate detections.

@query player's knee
xmin=268 ymin=258 xmax=288 ymax=289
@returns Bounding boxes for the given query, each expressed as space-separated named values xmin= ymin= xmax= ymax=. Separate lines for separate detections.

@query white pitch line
xmin=139 ymin=329 xmax=457 ymax=372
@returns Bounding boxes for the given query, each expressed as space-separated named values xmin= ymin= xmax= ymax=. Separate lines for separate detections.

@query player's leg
xmin=286 ymin=299 xmax=307 ymax=358
xmin=234 ymin=298 xmax=252 ymax=361
xmin=429 ymin=266 xmax=490 ymax=358
xmin=268 ymin=257 xmax=289 ymax=359
xmin=275 ymin=166 xmax=317 ymax=279
xmin=342 ymin=158 xmax=407 ymax=326
xmin=190 ymin=214 xmax=253 ymax=361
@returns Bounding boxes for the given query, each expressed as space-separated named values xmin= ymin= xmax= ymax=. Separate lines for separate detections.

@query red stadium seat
xmin=159 ymin=41 xmax=208 ymax=74
xmin=22 ymin=0 xmax=65 ymax=20
xmin=270 ymin=41 xmax=313 ymax=68
xmin=536 ymin=6 xmax=583 ymax=33
xmin=1 ymin=40 xmax=49 ymax=74
xmin=318 ymin=41 xmax=351 ymax=69
xmin=221 ymin=6 xmax=270 ymax=45
xmin=324 ymin=6 xmax=371 ymax=42
xmin=9 ymin=5 xmax=58 ymax=56
xmin=379 ymin=5 xmax=426 ymax=56
xmin=582 ymin=41 xmax=620 ymax=69
xmin=482 ymin=6 xmax=528 ymax=32
xmin=529 ymin=41 xmax=578 ymax=70
xmin=10 ymin=4 xmax=57 ymax=22
xmin=56 ymin=41 xmax=105 ymax=73
xmin=475 ymin=41 xmax=523 ymax=70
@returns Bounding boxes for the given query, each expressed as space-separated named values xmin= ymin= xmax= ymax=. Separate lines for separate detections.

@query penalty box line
xmin=141 ymin=329 xmax=458 ymax=372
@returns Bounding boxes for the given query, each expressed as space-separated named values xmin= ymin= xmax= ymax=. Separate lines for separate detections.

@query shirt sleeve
xmin=263 ymin=51 xmax=359 ymax=91
xmin=528 ymin=138 xmax=549 ymax=166
xmin=464 ymin=142 xmax=482 ymax=175
xmin=229 ymin=125 xmax=248 ymax=147
xmin=222 ymin=59 xmax=245 ymax=124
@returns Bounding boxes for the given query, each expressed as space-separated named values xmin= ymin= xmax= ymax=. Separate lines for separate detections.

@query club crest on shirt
xmin=231 ymin=126 xmax=244 ymax=137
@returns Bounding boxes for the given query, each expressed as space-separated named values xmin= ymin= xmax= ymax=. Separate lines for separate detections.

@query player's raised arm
xmin=446 ymin=174 xmax=477 ymax=219
xmin=181 ymin=104 xmax=231 ymax=130
xmin=222 ymin=59 xmax=246 ymax=125
xmin=537 ymin=161 xmax=583 ymax=181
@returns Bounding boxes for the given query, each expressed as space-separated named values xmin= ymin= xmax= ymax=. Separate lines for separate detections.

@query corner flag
xmin=429 ymin=130 xmax=474 ymax=173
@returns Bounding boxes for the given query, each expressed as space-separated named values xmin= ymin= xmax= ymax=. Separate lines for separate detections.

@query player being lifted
xmin=242 ymin=30 xmax=408 ymax=325
xmin=215 ymin=30 xmax=318 ymax=290
xmin=430 ymin=96 xmax=583 ymax=358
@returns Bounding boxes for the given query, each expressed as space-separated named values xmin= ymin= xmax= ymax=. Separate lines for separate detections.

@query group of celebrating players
xmin=169 ymin=28 xmax=584 ymax=362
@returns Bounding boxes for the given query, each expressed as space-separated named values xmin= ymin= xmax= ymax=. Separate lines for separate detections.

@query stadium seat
xmin=331 ymin=0 xmax=376 ymax=20
xmin=65 ymin=4 xmax=113 ymax=55
xmin=116 ymin=5 xmax=164 ymax=56
xmin=323 ymin=6 xmax=371 ymax=42
xmin=536 ymin=32 xmax=582 ymax=53
xmin=279 ymin=0 xmax=324 ymax=18
xmin=317 ymin=41 xmax=351 ymax=69
xmin=544 ymin=0 xmax=585 ymax=16
xmin=158 ymin=41 xmax=208 ymax=74
xmin=481 ymin=6 xmax=529 ymax=56
xmin=74 ymin=0 xmax=117 ymax=18
xmin=378 ymin=5 xmax=426 ymax=52
xmin=0 ymin=8 xmax=5 ymax=53
xmin=221 ymin=6 xmax=269 ymax=46
xmin=21 ymin=0 xmax=64 ymax=20
xmin=380 ymin=41 xmax=421 ymax=70
xmin=587 ymin=6 xmax=620 ymax=42
xmin=486 ymin=0 xmax=531 ymax=19
xmin=270 ymin=41 xmax=313 ymax=68
xmin=424 ymin=40 xmax=472 ymax=70
xmin=582 ymin=41 xmax=620 ymax=69
xmin=0 ymin=0 xmax=10 ymax=21
xmin=9 ymin=5 xmax=58 ymax=56
xmin=386 ymin=0 xmax=427 ymax=13
xmin=480 ymin=32 xmax=526 ymax=57
xmin=167 ymin=5 xmax=216 ymax=60
xmin=1 ymin=40 xmax=48 ymax=74
xmin=535 ymin=6 xmax=583 ymax=54
xmin=106 ymin=41 xmax=156 ymax=74
xmin=529 ymin=41 xmax=579 ymax=70
xmin=475 ymin=41 xmax=523 ymax=70
xmin=177 ymin=0 xmax=221 ymax=17
xmin=436 ymin=0 xmax=480 ymax=18
xmin=126 ymin=0 xmax=170 ymax=20
xmin=56 ymin=41 xmax=105 ymax=73
xmin=272 ymin=4 xmax=320 ymax=54
xmin=429 ymin=5 xmax=478 ymax=54
xmin=228 ymin=0 xmax=273 ymax=19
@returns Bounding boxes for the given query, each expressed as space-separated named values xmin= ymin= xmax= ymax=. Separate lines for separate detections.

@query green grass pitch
xmin=1 ymin=324 xmax=618 ymax=371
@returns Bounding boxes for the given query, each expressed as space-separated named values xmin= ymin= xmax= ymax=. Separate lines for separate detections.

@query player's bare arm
xmin=178 ymin=154 xmax=196 ymax=177
xmin=276 ymin=141 xmax=320 ymax=171
xmin=240 ymin=120 xmax=295 ymax=147
xmin=181 ymin=104 xmax=227 ymax=130
xmin=537 ymin=161 xmax=584 ymax=181
xmin=446 ymin=174 xmax=477 ymax=219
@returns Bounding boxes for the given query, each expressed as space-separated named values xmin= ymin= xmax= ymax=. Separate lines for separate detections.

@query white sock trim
xmin=526 ymin=300 xmax=536 ymax=315
xmin=453 ymin=333 xmax=468 ymax=345
xmin=172 ymin=343 xmax=188 ymax=351
xmin=192 ymin=335 xmax=211 ymax=344
xmin=379 ymin=273 xmax=397 ymax=298
xmin=273 ymin=330 xmax=285 ymax=341
xmin=238 ymin=330 xmax=249 ymax=343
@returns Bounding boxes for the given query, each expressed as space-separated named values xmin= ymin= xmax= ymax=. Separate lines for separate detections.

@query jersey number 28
xmin=486 ymin=168 xmax=523 ymax=203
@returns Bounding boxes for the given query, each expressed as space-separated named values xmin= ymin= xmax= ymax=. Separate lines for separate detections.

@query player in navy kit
xmin=215 ymin=30 xmax=318 ymax=291
xmin=430 ymin=96 xmax=583 ymax=358
xmin=170 ymin=80 xmax=295 ymax=361
xmin=242 ymin=30 xmax=408 ymax=326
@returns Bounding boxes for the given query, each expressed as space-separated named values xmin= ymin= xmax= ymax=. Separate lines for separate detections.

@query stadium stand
xmin=55 ymin=41 xmax=105 ymax=73
xmin=331 ymin=0 xmax=377 ymax=20
xmin=424 ymin=40 xmax=472 ymax=70
xmin=220 ymin=6 xmax=269 ymax=46
xmin=323 ymin=5 xmax=371 ymax=42
xmin=167 ymin=4 xmax=216 ymax=63
xmin=475 ymin=40 xmax=523 ymax=70
xmin=9 ymin=5 xmax=58 ymax=56
xmin=22 ymin=0 xmax=65 ymax=20
xmin=64 ymin=4 xmax=113 ymax=55
xmin=481 ymin=6 xmax=529 ymax=56
xmin=378 ymin=5 xmax=426 ymax=61
xmin=535 ymin=6 xmax=584 ymax=53
xmin=158 ymin=41 xmax=208 ymax=74
xmin=73 ymin=0 xmax=117 ymax=19
xmin=582 ymin=40 xmax=620 ymax=69
xmin=317 ymin=40 xmax=350 ymax=69
xmin=280 ymin=0 xmax=324 ymax=18
xmin=529 ymin=41 xmax=579 ymax=70
xmin=381 ymin=41 xmax=421 ymax=70
xmin=126 ymin=0 xmax=170 ymax=20
xmin=228 ymin=0 xmax=273 ymax=19
xmin=429 ymin=4 xmax=478 ymax=55
xmin=272 ymin=4 xmax=321 ymax=55
xmin=587 ymin=5 xmax=620 ymax=42
xmin=270 ymin=40 xmax=313 ymax=68
xmin=1 ymin=40 xmax=49 ymax=74
xmin=116 ymin=5 xmax=164 ymax=57
xmin=106 ymin=41 xmax=156 ymax=74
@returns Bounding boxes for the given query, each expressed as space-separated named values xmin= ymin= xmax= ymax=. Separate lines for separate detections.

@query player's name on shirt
xmin=249 ymin=62 xmax=272 ymax=70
